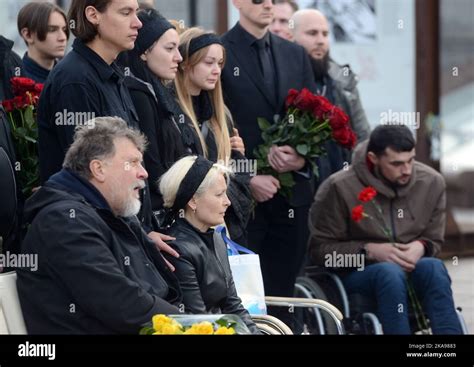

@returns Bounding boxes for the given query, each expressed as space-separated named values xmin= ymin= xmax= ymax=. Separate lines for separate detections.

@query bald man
xmin=291 ymin=9 xmax=370 ymax=185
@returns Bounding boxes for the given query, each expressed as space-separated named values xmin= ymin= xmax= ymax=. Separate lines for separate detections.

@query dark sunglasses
xmin=252 ymin=0 xmax=276 ymax=4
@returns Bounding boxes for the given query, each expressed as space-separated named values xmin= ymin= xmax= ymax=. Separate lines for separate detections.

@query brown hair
xmin=174 ymin=27 xmax=231 ymax=163
xmin=67 ymin=0 xmax=112 ymax=43
xmin=17 ymin=2 xmax=69 ymax=46
xmin=275 ymin=0 xmax=299 ymax=13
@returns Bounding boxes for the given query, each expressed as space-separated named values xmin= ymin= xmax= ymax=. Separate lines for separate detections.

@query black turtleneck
xmin=191 ymin=92 xmax=213 ymax=125
xmin=191 ymin=92 xmax=219 ymax=162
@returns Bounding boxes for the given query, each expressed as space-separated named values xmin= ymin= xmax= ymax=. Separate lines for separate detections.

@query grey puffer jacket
xmin=328 ymin=60 xmax=371 ymax=142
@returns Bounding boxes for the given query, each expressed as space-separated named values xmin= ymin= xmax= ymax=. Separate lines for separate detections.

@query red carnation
xmin=293 ymin=88 xmax=315 ymax=111
xmin=313 ymin=95 xmax=333 ymax=120
xmin=329 ymin=106 xmax=349 ymax=130
xmin=358 ymin=186 xmax=377 ymax=202
xmin=285 ymin=89 xmax=299 ymax=109
xmin=352 ymin=205 xmax=365 ymax=222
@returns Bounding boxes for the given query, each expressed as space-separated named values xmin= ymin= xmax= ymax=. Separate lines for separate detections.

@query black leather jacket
xmin=166 ymin=219 xmax=259 ymax=334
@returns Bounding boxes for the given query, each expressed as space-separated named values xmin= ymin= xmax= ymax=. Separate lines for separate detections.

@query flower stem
xmin=406 ymin=275 xmax=430 ymax=333
xmin=370 ymin=200 xmax=394 ymax=243
xmin=313 ymin=121 xmax=329 ymax=133
xmin=7 ymin=112 xmax=16 ymax=130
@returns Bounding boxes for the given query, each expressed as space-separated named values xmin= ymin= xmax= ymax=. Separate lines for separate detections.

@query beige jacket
xmin=309 ymin=141 xmax=446 ymax=267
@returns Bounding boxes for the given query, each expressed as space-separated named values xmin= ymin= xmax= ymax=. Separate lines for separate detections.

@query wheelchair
xmin=293 ymin=265 xmax=470 ymax=335
xmin=250 ymin=296 xmax=345 ymax=335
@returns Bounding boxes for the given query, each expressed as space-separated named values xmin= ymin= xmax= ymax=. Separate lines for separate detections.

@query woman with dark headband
xmin=159 ymin=156 xmax=259 ymax=333
xmin=121 ymin=9 xmax=204 ymax=212
xmin=174 ymin=27 xmax=253 ymax=245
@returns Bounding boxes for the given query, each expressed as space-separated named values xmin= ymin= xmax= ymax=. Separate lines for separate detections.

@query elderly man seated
xmin=17 ymin=117 xmax=182 ymax=334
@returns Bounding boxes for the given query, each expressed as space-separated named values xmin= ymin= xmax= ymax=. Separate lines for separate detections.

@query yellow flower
xmin=152 ymin=314 xmax=183 ymax=334
xmin=214 ymin=326 xmax=235 ymax=335
xmin=183 ymin=321 xmax=214 ymax=335
xmin=158 ymin=324 xmax=183 ymax=335
xmin=145 ymin=315 xmax=238 ymax=335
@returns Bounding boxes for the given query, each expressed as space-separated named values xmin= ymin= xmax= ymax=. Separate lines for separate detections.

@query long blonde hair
xmin=174 ymin=27 xmax=231 ymax=163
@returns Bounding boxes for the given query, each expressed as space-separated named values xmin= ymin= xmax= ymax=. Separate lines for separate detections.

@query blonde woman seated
xmin=160 ymin=155 xmax=259 ymax=334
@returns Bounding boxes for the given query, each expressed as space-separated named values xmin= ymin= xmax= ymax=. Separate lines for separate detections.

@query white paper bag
xmin=216 ymin=226 xmax=267 ymax=315
xmin=228 ymin=253 xmax=267 ymax=315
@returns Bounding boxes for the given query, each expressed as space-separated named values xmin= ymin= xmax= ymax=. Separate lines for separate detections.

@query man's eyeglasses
xmin=252 ymin=0 xmax=276 ymax=5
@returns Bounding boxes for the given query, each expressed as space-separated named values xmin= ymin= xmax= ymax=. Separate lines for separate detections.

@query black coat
xmin=125 ymin=76 xmax=203 ymax=211
xmin=166 ymin=219 xmax=259 ymax=334
xmin=17 ymin=169 xmax=182 ymax=334
xmin=0 ymin=36 xmax=25 ymax=257
xmin=0 ymin=107 xmax=25 ymax=257
xmin=0 ymin=35 xmax=23 ymax=101
xmin=37 ymin=39 xmax=139 ymax=184
xmin=221 ymin=23 xmax=317 ymax=207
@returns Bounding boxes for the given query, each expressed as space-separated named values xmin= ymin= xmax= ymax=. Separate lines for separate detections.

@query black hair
xmin=367 ymin=124 xmax=415 ymax=156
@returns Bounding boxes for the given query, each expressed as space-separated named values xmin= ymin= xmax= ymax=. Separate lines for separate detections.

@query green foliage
xmin=7 ymin=105 xmax=39 ymax=197
xmin=253 ymin=110 xmax=332 ymax=200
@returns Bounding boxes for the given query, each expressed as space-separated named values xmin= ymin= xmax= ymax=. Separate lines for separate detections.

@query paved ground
xmin=445 ymin=256 xmax=474 ymax=333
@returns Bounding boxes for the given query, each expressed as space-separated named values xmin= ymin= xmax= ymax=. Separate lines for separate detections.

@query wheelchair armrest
xmin=265 ymin=296 xmax=345 ymax=334
xmin=265 ymin=296 xmax=344 ymax=321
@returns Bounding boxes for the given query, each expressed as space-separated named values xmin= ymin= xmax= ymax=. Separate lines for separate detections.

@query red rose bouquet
xmin=352 ymin=186 xmax=429 ymax=333
xmin=254 ymin=88 xmax=357 ymax=199
xmin=1 ymin=77 xmax=44 ymax=196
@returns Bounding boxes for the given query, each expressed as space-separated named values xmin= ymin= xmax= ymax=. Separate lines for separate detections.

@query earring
xmin=193 ymin=207 xmax=196 ymax=214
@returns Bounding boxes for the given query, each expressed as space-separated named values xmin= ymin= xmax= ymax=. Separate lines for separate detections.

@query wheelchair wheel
xmin=294 ymin=276 xmax=339 ymax=334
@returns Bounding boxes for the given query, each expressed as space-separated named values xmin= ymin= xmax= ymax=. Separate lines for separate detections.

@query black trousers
xmin=247 ymin=194 xmax=310 ymax=325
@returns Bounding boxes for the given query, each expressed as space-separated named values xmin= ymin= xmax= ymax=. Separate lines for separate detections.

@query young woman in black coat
xmin=121 ymin=9 xmax=203 ymax=212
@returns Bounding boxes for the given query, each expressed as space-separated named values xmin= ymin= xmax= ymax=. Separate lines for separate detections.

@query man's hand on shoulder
xmin=148 ymin=231 xmax=179 ymax=272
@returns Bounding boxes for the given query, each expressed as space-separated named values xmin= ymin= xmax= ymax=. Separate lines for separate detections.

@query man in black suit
xmin=221 ymin=0 xmax=317 ymax=316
